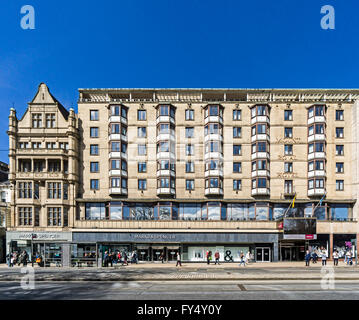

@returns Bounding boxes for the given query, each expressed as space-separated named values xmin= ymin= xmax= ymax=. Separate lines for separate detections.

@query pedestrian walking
xmin=214 ymin=251 xmax=220 ymax=265
xmin=312 ymin=251 xmax=318 ymax=264
xmin=176 ymin=252 xmax=182 ymax=267
xmin=245 ymin=251 xmax=251 ymax=264
xmin=22 ymin=250 xmax=28 ymax=267
xmin=104 ymin=251 xmax=109 ymax=267
xmin=305 ymin=250 xmax=311 ymax=267
xmin=206 ymin=251 xmax=212 ymax=265
xmin=321 ymin=249 xmax=327 ymax=266
xmin=346 ymin=251 xmax=352 ymax=265
xmin=239 ymin=251 xmax=246 ymax=267
xmin=333 ymin=250 xmax=339 ymax=266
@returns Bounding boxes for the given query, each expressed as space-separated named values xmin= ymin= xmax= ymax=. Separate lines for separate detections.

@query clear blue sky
xmin=0 ymin=0 xmax=358 ymax=163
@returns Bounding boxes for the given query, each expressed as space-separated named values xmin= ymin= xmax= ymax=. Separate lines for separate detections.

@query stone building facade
xmin=6 ymin=84 xmax=359 ymax=265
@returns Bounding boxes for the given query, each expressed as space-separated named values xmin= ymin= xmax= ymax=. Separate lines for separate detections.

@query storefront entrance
xmin=280 ymin=242 xmax=306 ymax=261
xmin=256 ymin=247 xmax=271 ymax=262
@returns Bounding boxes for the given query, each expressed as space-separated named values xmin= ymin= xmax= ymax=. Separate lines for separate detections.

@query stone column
xmin=62 ymin=243 xmax=71 ymax=267
xmin=329 ymin=233 xmax=333 ymax=259
xmin=273 ymin=241 xmax=279 ymax=262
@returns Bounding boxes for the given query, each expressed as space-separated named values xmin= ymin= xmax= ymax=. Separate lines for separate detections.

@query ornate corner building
xmin=6 ymin=84 xmax=359 ymax=265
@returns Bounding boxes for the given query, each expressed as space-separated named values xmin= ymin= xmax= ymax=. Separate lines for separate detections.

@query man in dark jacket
xmin=305 ymin=250 xmax=311 ymax=267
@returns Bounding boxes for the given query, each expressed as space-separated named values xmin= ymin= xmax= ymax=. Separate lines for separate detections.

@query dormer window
xmin=32 ymin=113 xmax=42 ymax=128
xmin=46 ymin=113 xmax=55 ymax=128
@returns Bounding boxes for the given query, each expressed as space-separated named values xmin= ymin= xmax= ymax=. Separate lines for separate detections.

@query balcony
xmin=109 ymin=134 xmax=127 ymax=142
xmin=109 ymin=170 xmax=127 ymax=177
xmin=156 ymin=116 xmax=175 ymax=125
xmin=205 ymin=188 xmax=224 ymax=196
xmin=204 ymin=116 xmax=223 ymax=125
xmin=251 ymin=188 xmax=270 ymax=196
xmin=205 ymin=169 xmax=223 ymax=177
xmin=157 ymin=170 xmax=175 ymax=177
xmin=308 ymin=188 xmax=326 ymax=197
xmin=157 ymin=187 xmax=175 ymax=195
xmin=251 ymin=115 xmax=270 ymax=125
xmin=109 ymin=116 xmax=127 ymax=125
xmin=16 ymin=148 xmax=68 ymax=157
xmin=308 ymin=134 xmax=326 ymax=143
xmin=204 ymin=152 xmax=223 ymax=161
xmin=308 ymin=116 xmax=326 ymax=125
xmin=16 ymin=171 xmax=68 ymax=180
xmin=109 ymin=187 xmax=128 ymax=195
xmin=308 ymin=152 xmax=325 ymax=160
xmin=157 ymin=152 xmax=176 ymax=160
xmin=251 ymin=170 xmax=270 ymax=178
xmin=156 ymin=133 xmax=175 ymax=142
xmin=251 ymin=134 xmax=270 ymax=142
xmin=308 ymin=170 xmax=326 ymax=178
xmin=108 ymin=152 xmax=127 ymax=159
xmin=251 ymin=152 xmax=270 ymax=160
xmin=204 ymin=134 xmax=223 ymax=143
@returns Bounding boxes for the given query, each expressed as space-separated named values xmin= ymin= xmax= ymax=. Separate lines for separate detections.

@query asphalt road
xmin=1 ymin=280 xmax=359 ymax=300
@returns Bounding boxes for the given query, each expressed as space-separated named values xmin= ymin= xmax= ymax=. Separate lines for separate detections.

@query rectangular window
xmin=90 ymin=110 xmax=99 ymax=121
xmin=185 ymin=161 xmax=194 ymax=173
xmin=233 ymin=145 xmax=241 ymax=156
xmin=18 ymin=207 xmax=32 ymax=226
xmin=90 ymin=179 xmax=99 ymax=190
xmin=233 ymin=162 xmax=242 ymax=173
xmin=335 ymin=110 xmax=344 ymax=121
xmin=138 ymin=127 xmax=147 ymax=138
xmin=90 ymin=127 xmax=99 ymax=138
xmin=138 ymin=144 xmax=147 ymax=155
xmin=185 ymin=109 xmax=194 ymax=120
xmin=336 ymin=127 xmax=344 ymax=138
xmin=284 ymin=110 xmax=293 ymax=121
xmin=48 ymin=160 xmax=61 ymax=172
xmin=90 ymin=144 xmax=99 ymax=155
xmin=63 ymin=183 xmax=68 ymax=200
xmin=45 ymin=113 xmax=56 ymax=128
xmin=18 ymin=182 xmax=32 ymax=199
xmin=186 ymin=144 xmax=194 ymax=156
xmin=111 ymin=142 xmax=120 ymax=152
xmin=46 ymin=142 xmax=57 ymax=149
xmin=336 ymin=162 xmax=344 ymax=173
xmin=284 ymin=127 xmax=293 ymax=138
xmin=336 ymin=145 xmax=344 ymax=156
xmin=137 ymin=110 xmax=146 ymax=121
xmin=47 ymin=182 xmax=61 ymax=199
xmin=233 ymin=179 xmax=241 ymax=191
xmin=111 ymin=160 xmax=121 ymax=170
xmin=186 ymin=179 xmax=194 ymax=190
xmin=233 ymin=127 xmax=241 ymax=138
xmin=48 ymin=207 xmax=61 ymax=226
xmin=284 ymin=144 xmax=293 ymax=155
xmin=185 ymin=127 xmax=194 ymax=138
xmin=138 ymin=179 xmax=147 ymax=190
xmin=284 ymin=180 xmax=293 ymax=194
xmin=32 ymin=113 xmax=42 ymax=128
xmin=336 ymin=180 xmax=344 ymax=191
xmin=233 ymin=109 xmax=241 ymax=120
xmin=284 ymin=162 xmax=293 ymax=173
xmin=90 ymin=162 xmax=99 ymax=172
xmin=138 ymin=162 xmax=147 ymax=173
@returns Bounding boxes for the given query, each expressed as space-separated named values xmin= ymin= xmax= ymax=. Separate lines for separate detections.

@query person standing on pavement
xmin=245 ymin=251 xmax=251 ymax=264
xmin=321 ymin=249 xmax=327 ymax=266
xmin=239 ymin=251 xmax=246 ymax=267
xmin=206 ymin=251 xmax=211 ymax=265
xmin=176 ymin=252 xmax=182 ymax=267
xmin=333 ymin=250 xmax=339 ymax=266
xmin=214 ymin=251 xmax=220 ymax=265
xmin=305 ymin=250 xmax=311 ymax=267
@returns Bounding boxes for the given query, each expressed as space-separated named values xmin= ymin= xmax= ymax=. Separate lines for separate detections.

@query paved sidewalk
xmin=1 ymin=261 xmax=356 ymax=269
xmin=0 ymin=261 xmax=357 ymax=281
